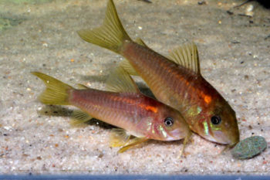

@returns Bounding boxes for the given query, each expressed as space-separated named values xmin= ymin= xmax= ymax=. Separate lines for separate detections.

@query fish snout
xmin=167 ymin=125 xmax=190 ymax=141
xmin=212 ymin=130 xmax=239 ymax=146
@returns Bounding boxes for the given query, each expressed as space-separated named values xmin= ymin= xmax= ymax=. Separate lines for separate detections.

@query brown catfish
xmin=32 ymin=68 xmax=190 ymax=153
xmin=77 ymin=0 xmax=239 ymax=147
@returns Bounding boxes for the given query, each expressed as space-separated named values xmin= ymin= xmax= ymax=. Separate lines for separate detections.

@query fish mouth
xmin=212 ymin=131 xmax=238 ymax=145
xmin=197 ymin=129 xmax=231 ymax=145
xmin=166 ymin=128 xmax=188 ymax=141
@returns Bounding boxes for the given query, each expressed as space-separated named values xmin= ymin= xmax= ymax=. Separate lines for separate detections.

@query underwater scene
xmin=0 ymin=0 xmax=269 ymax=176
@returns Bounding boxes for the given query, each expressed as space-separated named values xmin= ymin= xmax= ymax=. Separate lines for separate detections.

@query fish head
xmin=151 ymin=107 xmax=190 ymax=141
xmin=196 ymin=100 xmax=240 ymax=146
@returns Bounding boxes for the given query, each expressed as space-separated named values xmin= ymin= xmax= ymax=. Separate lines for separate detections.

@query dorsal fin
xmin=106 ymin=66 xmax=139 ymax=93
xmin=168 ymin=42 xmax=200 ymax=75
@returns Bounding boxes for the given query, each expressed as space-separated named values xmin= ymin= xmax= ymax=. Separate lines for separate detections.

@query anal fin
xmin=70 ymin=110 xmax=92 ymax=127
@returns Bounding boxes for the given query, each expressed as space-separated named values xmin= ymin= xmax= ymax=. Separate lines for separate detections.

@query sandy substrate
xmin=0 ymin=0 xmax=269 ymax=175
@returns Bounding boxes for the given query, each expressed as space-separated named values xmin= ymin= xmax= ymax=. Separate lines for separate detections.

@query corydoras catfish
xmin=77 ymin=0 xmax=240 ymax=147
xmin=32 ymin=68 xmax=190 ymax=153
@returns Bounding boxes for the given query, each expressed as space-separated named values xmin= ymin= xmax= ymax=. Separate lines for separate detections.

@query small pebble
xmin=245 ymin=4 xmax=254 ymax=17
xmin=231 ymin=136 xmax=267 ymax=160
xmin=198 ymin=1 xmax=207 ymax=5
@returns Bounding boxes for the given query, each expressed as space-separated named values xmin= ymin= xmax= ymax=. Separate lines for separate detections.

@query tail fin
xmin=31 ymin=72 xmax=73 ymax=105
xmin=77 ymin=0 xmax=132 ymax=54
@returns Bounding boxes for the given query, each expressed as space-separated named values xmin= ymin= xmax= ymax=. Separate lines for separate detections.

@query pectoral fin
xmin=220 ymin=144 xmax=231 ymax=155
xmin=179 ymin=130 xmax=192 ymax=158
xmin=118 ymin=137 xmax=148 ymax=153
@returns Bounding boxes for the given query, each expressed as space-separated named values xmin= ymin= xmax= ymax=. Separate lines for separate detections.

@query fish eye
xmin=164 ymin=117 xmax=174 ymax=127
xmin=211 ymin=115 xmax=222 ymax=125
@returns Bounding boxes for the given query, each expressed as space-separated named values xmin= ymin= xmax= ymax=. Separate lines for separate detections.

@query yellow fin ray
xmin=31 ymin=72 xmax=73 ymax=105
xmin=77 ymin=0 xmax=131 ymax=54
xmin=168 ymin=42 xmax=201 ymax=75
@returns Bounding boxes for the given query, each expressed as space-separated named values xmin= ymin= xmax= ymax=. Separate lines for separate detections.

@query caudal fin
xmin=31 ymin=72 xmax=73 ymax=105
xmin=77 ymin=0 xmax=131 ymax=54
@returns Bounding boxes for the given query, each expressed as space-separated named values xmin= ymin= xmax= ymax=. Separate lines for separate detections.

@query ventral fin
xmin=109 ymin=128 xmax=131 ymax=147
xmin=106 ymin=66 xmax=139 ymax=93
xmin=70 ymin=110 xmax=92 ymax=127
xmin=168 ymin=42 xmax=201 ymax=75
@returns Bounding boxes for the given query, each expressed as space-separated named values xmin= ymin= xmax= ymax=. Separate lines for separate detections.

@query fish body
xmin=77 ymin=0 xmax=240 ymax=146
xmin=69 ymin=89 xmax=187 ymax=141
xmin=122 ymin=41 xmax=239 ymax=144
xmin=32 ymin=68 xmax=190 ymax=152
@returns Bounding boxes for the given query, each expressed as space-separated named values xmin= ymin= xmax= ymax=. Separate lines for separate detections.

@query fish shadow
xmin=136 ymin=82 xmax=156 ymax=99
xmin=148 ymin=138 xmax=185 ymax=147
xmin=38 ymin=105 xmax=114 ymax=129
